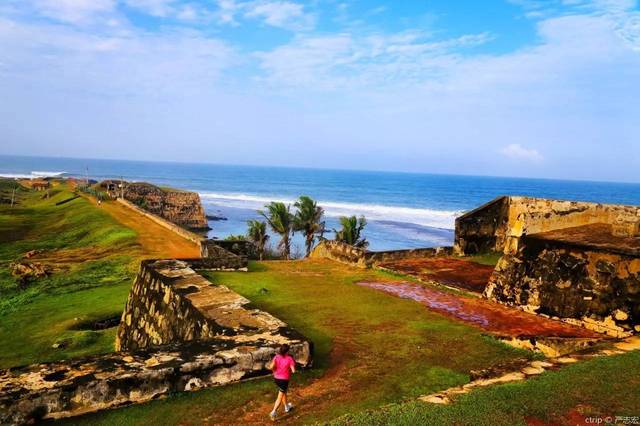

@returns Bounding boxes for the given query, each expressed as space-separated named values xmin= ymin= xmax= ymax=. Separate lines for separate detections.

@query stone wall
xmin=454 ymin=196 xmax=510 ymax=255
xmin=310 ymin=240 xmax=452 ymax=268
xmin=485 ymin=224 xmax=640 ymax=337
xmin=0 ymin=259 xmax=312 ymax=424
xmin=208 ymin=240 xmax=257 ymax=259
xmin=310 ymin=239 xmax=369 ymax=267
xmin=1 ymin=337 xmax=311 ymax=424
xmin=102 ymin=181 xmax=209 ymax=230
xmin=198 ymin=242 xmax=248 ymax=271
xmin=117 ymin=259 xmax=283 ymax=351
xmin=455 ymin=196 xmax=640 ymax=255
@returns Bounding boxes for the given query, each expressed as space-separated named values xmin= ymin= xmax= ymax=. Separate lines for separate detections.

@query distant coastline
xmin=2 ymin=155 xmax=640 ymax=251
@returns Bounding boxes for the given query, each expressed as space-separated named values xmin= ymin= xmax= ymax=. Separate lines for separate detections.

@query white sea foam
xmin=199 ymin=192 xmax=461 ymax=230
xmin=0 ymin=171 xmax=67 ymax=179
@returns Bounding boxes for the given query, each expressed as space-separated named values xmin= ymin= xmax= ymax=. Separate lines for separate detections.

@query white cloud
xmin=244 ymin=1 xmax=314 ymax=30
xmin=500 ymin=144 xmax=544 ymax=162
xmin=255 ymin=30 xmax=492 ymax=89
xmin=32 ymin=0 xmax=115 ymax=24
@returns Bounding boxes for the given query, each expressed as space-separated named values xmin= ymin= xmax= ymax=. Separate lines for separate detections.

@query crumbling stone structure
xmin=310 ymin=239 xmax=452 ymax=268
xmin=199 ymin=240 xmax=254 ymax=270
xmin=455 ymin=196 xmax=640 ymax=337
xmin=100 ymin=181 xmax=209 ymax=230
xmin=485 ymin=224 xmax=640 ymax=337
xmin=455 ymin=196 xmax=640 ymax=256
xmin=1 ymin=260 xmax=312 ymax=423
xmin=115 ymin=259 xmax=275 ymax=351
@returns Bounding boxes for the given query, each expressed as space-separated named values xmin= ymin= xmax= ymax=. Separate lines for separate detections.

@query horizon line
xmin=1 ymin=153 xmax=639 ymax=186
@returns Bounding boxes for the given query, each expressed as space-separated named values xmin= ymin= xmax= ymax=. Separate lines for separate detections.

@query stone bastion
xmin=0 ymin=259 xmax=312 ymax=425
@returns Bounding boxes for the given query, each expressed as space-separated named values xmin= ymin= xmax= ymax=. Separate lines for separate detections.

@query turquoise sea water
xmin=2 ymin=155 xmax=639 ymax=251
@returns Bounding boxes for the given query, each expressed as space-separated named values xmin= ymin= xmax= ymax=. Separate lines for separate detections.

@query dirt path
xmin=99 ymin=199 xmax=201 ymax=259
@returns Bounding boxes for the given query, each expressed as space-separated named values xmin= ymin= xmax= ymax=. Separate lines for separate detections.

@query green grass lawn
xmin=332 ymin=350 xmax=640 ymax=425
xmin=0 ymin=180 xmax=139 ymax=367
xmin=3 ymin=179 xmax=638 ymax=425
xmin=67 ymin=259 xmax=534 ymax=425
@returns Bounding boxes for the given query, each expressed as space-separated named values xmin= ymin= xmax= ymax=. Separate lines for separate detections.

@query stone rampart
xmin=207 ymin=239 xmax=257 ymax=258
xmin=310 ymin=240 xmax=369 ymax=267
xmin=485 ymin=224 xmax=640 ymax=337
xmin=117 ymin=259 xmax=288 ymax=351
xmin=0 ymin=338 xmax=311 ymax=424
xmin=455 ymin=196 xmax=640 ymax=255
xmin=310 ymin=240 xmax=452 ymax=268
xmin=102 ymin=181 xmax=209 ymax=230
xmin=1 ymin=259 xmax=312 ymax=424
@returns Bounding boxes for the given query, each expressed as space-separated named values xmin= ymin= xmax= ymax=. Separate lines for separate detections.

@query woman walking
xmin=268 ymin=344 xmax=296 ymax=421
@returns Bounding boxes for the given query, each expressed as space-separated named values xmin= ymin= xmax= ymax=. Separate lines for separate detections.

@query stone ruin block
xmin=1 ymin=259 xmax=312 ymax=424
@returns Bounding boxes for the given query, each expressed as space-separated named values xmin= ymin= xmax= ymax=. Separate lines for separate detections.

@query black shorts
xmin=274 ymin=378 xmax=289 ymax=393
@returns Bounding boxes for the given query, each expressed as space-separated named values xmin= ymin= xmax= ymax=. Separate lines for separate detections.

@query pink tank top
xmin=272 ymin=354 xmax=295 ymax=380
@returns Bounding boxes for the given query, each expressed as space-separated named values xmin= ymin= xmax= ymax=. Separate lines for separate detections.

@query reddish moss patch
xmin=357 ymin=281 xmax=601 ymax=339
xmin=378 ymin=257 xmax=495 ymax=293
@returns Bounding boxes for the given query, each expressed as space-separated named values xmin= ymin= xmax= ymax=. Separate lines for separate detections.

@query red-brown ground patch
xmin=357 ymin=281 xmax=600 ymax=338
xmin=378 ymin=257 xmax=495 ymax=293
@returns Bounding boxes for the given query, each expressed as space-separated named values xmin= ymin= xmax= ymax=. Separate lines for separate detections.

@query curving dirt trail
xmin=99 ymin=199 xmax=201 ymax=259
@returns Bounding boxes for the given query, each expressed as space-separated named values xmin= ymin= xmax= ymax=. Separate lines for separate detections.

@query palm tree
xmin=259 ymin=202 xmax=294 ymax=259
xmin=247 ymin=220 xmax=269 ymax=260
xmin=334 ymin=215 xmax=368 ymax=248
xmin=293 ymin=195 xmax=325 ymax=257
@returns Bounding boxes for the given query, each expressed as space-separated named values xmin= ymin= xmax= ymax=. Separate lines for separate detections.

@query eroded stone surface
xmin=485 ymin=225 xmax=640 ymax=338
xmin=1 ymin=259 xmax=312 ymax=424
xmin=116 ymin=259 xmax=287 ymax=351
xmin=0 ymin=339 xmax=311 ymax=424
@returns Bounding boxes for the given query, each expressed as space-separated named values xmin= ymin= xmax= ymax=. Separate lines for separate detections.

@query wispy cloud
xmin=32 ymin=0 xmax=116 ymax=24
xmin=0 ymin=0 xmax=638 ymax=180
xmin=255 ymin=31 xmax=493 ymax=90
xmin=500 ymin=144 xmax=544 ymax=162
xmin=244 ymin=1 xmax=314 ymax=31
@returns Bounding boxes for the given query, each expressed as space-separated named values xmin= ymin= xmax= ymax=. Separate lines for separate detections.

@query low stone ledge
xmin=0 ymin=338 xmax=312 ymax=424
xmin=310 ymin=240 xmax=452 ymax=268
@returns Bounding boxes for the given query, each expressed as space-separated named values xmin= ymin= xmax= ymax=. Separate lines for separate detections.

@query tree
xmin=334 ymin=215 xmax=368 ymax=248
xmin=293 ymin=195 xmax=325 ymax=257
xmin=259 ymin=202 xmax=294 ymax=259
xmin=246 ymin=220 xmax=269 ymax=260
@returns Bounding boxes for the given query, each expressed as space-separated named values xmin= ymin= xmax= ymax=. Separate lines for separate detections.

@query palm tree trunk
xmin=305 ymin=234 xmax=313 ymax=257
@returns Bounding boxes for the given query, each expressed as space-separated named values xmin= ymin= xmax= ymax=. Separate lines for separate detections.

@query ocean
xmin=2 ymin=155 xmax=640 ymax=252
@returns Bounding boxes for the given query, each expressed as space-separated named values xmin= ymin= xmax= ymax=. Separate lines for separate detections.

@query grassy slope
xmin=332 ymin=350 xmax=640 ymax=425
xmin=69 ymin=259 xmax=533 ymax=425
xmin=0 ymin=181 xmax=139 ymax=367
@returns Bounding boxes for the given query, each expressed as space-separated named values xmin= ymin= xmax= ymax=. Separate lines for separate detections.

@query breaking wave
xmin=0 ymin=171 xmax=68 ymax=179
xmin=199 ymin=192 xmax=461 ymax=230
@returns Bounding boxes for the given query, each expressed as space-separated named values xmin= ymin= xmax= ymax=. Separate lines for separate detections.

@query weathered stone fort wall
xmin=102 ymin=181 xmax=209 ymax=230
xmin=199 ymin=240 xmax=251 ymax=269
xmin=1 ymin=260 xmax=312 ymax=424
xmin=310 ymin=240 xmax=452 ymax=268
xmin=485 ymin=225 xmax=640 ymax=337
xmin=116 ymin=259 xmax=296 ymax=351
xmin=455 ymin=196 xmax=640 ymax=255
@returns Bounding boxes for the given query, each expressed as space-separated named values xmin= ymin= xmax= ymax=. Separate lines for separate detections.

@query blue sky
xmin=0 ymin=0 xmax=639 ymax=182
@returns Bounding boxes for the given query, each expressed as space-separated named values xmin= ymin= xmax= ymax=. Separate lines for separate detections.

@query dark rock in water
xmin=206 ymin=214 xmax=228 ymax=221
